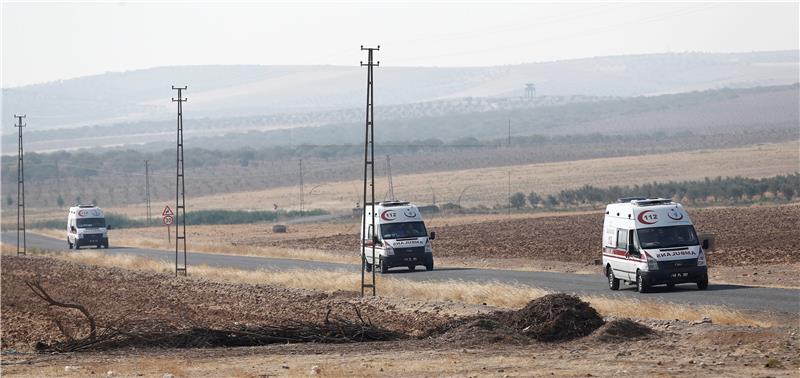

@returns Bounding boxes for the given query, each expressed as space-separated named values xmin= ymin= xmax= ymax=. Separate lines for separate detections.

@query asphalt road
xmin=5 ymin=232 xmax=799 ymax=314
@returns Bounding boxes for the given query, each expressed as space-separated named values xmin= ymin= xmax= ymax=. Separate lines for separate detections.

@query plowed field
xmin=268 ymin=204 xmax=800 ymax=267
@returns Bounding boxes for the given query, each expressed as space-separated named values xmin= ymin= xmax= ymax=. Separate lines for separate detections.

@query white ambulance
xmin=602 ymin=198 xmax=708 ymax=293
xmin=66 ymin=205 xmax=110 ymax=249
xmin=360 ymin=201 xmax=435 ymax=273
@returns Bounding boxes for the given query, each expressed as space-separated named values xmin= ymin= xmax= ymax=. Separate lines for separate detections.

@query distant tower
xmin=525 ymin=83 xmax=536 ymax=99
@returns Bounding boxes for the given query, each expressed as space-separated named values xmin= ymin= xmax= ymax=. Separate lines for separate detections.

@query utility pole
xmin=360 ymin=45 xmax=379 ymax=297
xmin=299 ymin=159 xmax=304 ymax=214
xmin=55 ymin=160 xmax=62 ymax=207
xmin=508 ymin=171 xmax=511 ymax=217
xmin=145 ymin=160 xmax=152 ymax=226
xmin=14 ymin=115 xmax=27 ymax=255
xmin=172 ymin=86 xmax=188 ymax=276
xmin=507 ymin=119 xmax=511 ymax=148
xmin=386 ymin=155 xmax=395 ymax=201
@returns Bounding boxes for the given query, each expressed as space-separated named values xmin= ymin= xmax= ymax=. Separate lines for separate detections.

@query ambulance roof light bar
xmin=629 ymin=198 xmax=674 ymax=206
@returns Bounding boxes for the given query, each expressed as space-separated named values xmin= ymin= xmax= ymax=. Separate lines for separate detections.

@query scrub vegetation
xmin=518 ymin=173 xmax=799 ymax=209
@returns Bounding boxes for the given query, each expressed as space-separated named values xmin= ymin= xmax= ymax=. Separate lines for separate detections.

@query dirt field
xmin=1 ymin=256 xmax=798 ymax=377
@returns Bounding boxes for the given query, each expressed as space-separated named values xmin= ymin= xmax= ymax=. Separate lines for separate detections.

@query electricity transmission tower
xmin=385 ymin=155 xmax=395 ymax=201
xmin=360 ymin=45 xmax=379 ymax=297
xmin=172 ymin=86 xmax=188 ymax=276
xmin=14 ymin=115 xmax=27 ymax=255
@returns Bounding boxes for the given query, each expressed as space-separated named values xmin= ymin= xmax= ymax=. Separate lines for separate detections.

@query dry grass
xmin=31 ymin=249 xmax=775 ymax=327
xmin=27 ymin=228 xmax=357 ymax=265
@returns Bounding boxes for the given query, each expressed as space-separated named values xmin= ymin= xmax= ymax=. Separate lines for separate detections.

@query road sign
xmin=162 ymin=205 xmax=174 ymax=217
xmin=163 ymin=215 xmax=174 ymax=226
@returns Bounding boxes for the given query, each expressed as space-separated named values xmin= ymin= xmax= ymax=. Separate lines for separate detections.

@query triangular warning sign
xmin=162 ymin=205 xmax=174 ymax=217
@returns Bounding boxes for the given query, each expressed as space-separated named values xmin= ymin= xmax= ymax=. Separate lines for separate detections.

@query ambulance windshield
xmin=381 ymin=222 xmax=428 ymax=239
xmin=77 ymin=217 xmax=106 ymax=228
xmin=637 ymin=225 xmax=698 ymax=249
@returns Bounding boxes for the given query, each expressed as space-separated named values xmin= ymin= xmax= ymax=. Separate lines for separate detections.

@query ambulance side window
xmin=616 ymin=229 xmax=628 ymax=250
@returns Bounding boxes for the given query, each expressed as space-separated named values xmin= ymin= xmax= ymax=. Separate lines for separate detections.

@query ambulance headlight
xmin=697 ymin=250 xmax=707 ymax=267
xmin=384 ymin=244 xmax=394 ymax=256
xmin=645 ymin=252 xmax=658 ymax=270
xmin=425 ymin=240 xmax=433 ymax=253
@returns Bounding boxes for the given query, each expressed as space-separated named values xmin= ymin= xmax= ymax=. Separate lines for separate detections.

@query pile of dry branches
xmin=26 ymin=281 xmax=403 ymax=352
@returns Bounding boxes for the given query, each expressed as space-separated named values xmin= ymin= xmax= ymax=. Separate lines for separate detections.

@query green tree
xmin=527 ymin=191 xmax=542 ymax=207
xmin=544 ymin=195 xmax=559 ymax=208
xmin=510 ymin=192 xmax=526 ymax=209
xmin=57 ymin=195 xmax=65 ymax=208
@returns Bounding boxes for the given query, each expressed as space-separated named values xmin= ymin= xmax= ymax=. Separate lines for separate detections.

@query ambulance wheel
xmin=379 ymin=258 xmax=389 ymax=274
xmin=363 ymin=256 xmax=372 ymax=272
xmin=408 ymin=265 xmax=416 ymax=272
xmin=74 ymin=243 xmax=80 ymax=250
xmin=67 ymin=239 xmax=73 ymax=249
xmin=425 ymin=258 xmax=434 ymax=271
xmin=607 ymin=266 xmax=620 ymax=290
xmin=636 ymin=271 xmax=650 ymax=293
xmin=696 ymin=275 xmax=709 ymax=290
xmin=103 ymin=241 xmax=109 ymax=249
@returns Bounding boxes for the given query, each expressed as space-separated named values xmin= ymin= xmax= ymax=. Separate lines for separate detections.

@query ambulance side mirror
xmin=702 ymin=239 xmax=709 ymax=250
xmin=429 ymin=231 xmax=436 ymax=240
xmin=372 ymin=236 xmax=380 ymax=245
xmin=107 ymin=224 xmax=113 ymax=230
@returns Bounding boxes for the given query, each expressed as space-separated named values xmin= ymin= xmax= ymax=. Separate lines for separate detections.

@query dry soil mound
xmin=500 ymin=293 xmax=605 ymax=342
xmin=592 ymin=318 xmax=655 ymax=342
xmin=436 ymin=294 xmax=605 ymax=344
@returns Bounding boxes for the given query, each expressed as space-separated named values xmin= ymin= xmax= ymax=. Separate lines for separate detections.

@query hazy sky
xmin=2 ymin=1 xmax=798 ymax=87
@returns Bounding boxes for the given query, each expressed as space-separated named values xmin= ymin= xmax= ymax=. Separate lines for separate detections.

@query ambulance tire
xmin=379 ymin=258 xmax=389 ymax=274
xmin=103 ymin=241 xmax=109 ymax=249
xmin=67 ymin=239 xmax=73 ymax=249
xmin=607 ymin=266 xmax=620 ymax=290
xmin=425 ymin=258 xmax=434 ymax=271
xmin=696 ymin=275 xmax=709 ymax=290
xmin=74 ymin=242 xmax=80 ymax=250
xmin=636 ymin=271 xmax=650 ymax=293
xmin=364 ymin=261 xmax=372 ymax=273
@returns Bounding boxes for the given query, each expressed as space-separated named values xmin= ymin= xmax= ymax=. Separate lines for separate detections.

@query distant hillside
xmin=2 ymin=50 xmax=797 ymax=131
xmin=5 ymin=84 xmax=794 ymax=153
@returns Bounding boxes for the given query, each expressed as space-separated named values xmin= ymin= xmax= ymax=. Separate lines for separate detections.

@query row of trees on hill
xmin=509 ymin=174 xmax=799 ymax=209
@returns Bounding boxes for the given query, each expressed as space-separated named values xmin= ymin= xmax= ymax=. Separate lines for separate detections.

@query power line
xmin=386 ymin=155 xmax=395 ymax=201
xmin=299 ymin=158 xmax=304 ymax=214
xmin=145 ymin=160 xmax=151 ymax=226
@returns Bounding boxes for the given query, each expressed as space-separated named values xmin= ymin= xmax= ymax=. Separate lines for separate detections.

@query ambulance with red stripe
xmin=360 ymin=201 xmax=435 ymax=273
xmin=602 ymin=198 xmax=708 ymax=293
